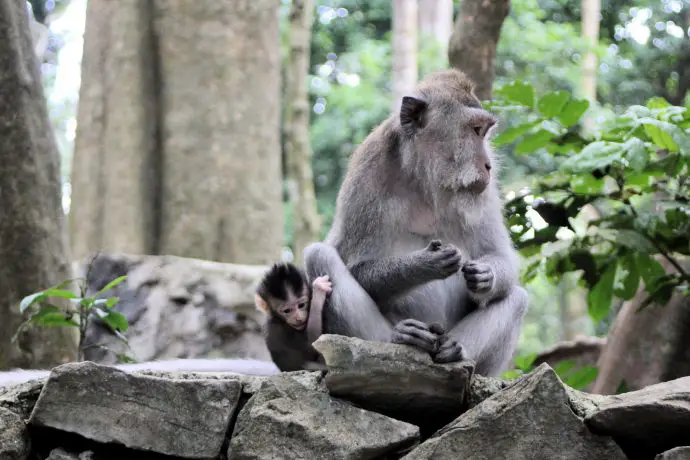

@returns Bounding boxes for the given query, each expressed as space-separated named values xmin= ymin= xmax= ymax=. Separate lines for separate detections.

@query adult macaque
xmin=254 ymin=262 xmax=332 ymax=372
xmin=304 ymin=69 xmax=528 ymax=376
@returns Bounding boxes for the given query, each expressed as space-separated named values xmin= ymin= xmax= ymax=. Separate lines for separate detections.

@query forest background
xmin=1 ymin=0 xmax=688 ymax=394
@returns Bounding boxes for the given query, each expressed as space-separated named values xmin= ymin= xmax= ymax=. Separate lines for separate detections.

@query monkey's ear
xmin=400 ymin=96 xmax=428 ymax=136
xmin=254 ymin=293 xmax=271 ymax=315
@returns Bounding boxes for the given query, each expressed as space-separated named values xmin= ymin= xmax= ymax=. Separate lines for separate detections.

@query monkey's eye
xmin=281 ymin=308 xmax=292 ymax=315
xmin=473 ymin=126 xmax=482 ymax=136
xmin=298 ymin=303 xmax=307 ymax=309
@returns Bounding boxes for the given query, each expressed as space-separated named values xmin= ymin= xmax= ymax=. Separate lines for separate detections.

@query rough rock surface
xmin=29 ymin=361 xmax=242 ymax=459
xmin=657 ymin=447 xmax=690 ymax=459
xmin=229 ymin=374 xmax=420 ymax=460
xmin=0 ymin=407 xmax=29 ymax=460
xmin=314 ymin=334 xmax=473 ymax=430
xmin=78 ymin=253 xmax=271 ymax=364
xmin=585 ymin=376 xmax=690 ymax=458
xmin=402 ymin=364 xmax=627 ymax=460
xmin=0 ymin=378 xmax=45 ymax=419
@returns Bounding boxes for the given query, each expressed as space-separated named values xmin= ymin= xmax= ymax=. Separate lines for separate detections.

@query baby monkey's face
xmin=276 ymin=287 xmax=309 ymax=330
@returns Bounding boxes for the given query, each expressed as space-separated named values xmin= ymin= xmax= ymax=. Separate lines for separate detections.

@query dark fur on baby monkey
xmin=254 ymin=262 xmax=332 ymax=372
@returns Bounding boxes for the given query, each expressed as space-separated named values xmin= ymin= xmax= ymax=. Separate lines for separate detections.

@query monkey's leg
xmin=438 ymin=285 xmax=529 ymax=376
xmin=303 ymin=242 xmax=393 ymax=341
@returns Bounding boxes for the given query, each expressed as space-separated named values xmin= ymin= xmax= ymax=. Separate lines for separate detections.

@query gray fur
xmin=304 ymin=69 xmax=528 ymax=376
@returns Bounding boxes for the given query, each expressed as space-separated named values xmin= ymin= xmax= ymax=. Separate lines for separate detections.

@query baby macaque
xmin=254 ymin=262 xmax=332 ymax=372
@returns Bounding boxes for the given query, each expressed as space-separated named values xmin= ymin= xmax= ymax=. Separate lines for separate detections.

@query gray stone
xmin=313 ymin=335 xmax=473 ymax=429
xmin=229 ymin=374 xmax=420 ymax=460
xmin=585 ymin=376 xmax=690 ymax=458
xmin=0 ymin=407 xmax=29 ymax=460
xmin=657 ymin=447 xmax=690 ymax=460
xmin=402 ymin=364 xmax=626 ymax=460
xmin=46 ymin=448 xmax=78 ymax=460
xmin=0 ymin=378 xmax=45 ymax=420
xmin=29 ymin=361 xmax=241 ymax=459
xmin=466 ymin=374 xmax=505 ymax=409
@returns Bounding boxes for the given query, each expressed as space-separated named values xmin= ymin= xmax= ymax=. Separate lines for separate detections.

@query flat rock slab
xmin=585 ymin=376 xmax=690 ymax=458
xmin=0 ymin=407 xmax=29 ymax=460
xmin=29 ymin=361 xmax=241 ymax=459
xmin=402 ymin=364 xmax=626 ymax=460
xmin=313 ymin=334 xmax=473 ymax=428
xmin=657 ymin=447 xmax=690 ymax=460
xmin=228 ymin=374 xmax=420 ymax=460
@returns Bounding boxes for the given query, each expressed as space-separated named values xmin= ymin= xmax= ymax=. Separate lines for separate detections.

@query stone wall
xmin=0 ymin=335 xmax=688 ymax=460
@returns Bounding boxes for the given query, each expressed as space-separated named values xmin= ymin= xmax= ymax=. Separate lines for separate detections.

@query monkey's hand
xmin=391 ymin=319 xmax=445 ymax=353
xmin=312 ymin=275 xmax=333 ymax=295
xmin=462 ymin=261 xmax=494 ymax=295
xmin=431 ymin=336 xmax=465 ymax=363
xmin=417 ymin=239 xmax=462 ymax=280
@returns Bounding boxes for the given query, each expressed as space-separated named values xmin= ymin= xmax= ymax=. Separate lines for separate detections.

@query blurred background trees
xmin=0 ymin=0 xmax=687 ymax=389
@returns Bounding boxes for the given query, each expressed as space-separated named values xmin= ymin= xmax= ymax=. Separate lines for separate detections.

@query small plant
xmin=14 ymin=258 xmax=135 ymax=363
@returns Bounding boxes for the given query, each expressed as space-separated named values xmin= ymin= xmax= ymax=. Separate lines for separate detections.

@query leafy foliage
xmin=502 ymin=352 xmax=599 ymax=391
xmin=489 ymin=82 xmax=690 ymax=331
xmin=15 ymin=263 xmax=135 ymax=363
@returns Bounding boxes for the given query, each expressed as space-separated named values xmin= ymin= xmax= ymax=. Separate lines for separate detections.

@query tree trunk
xmin=70 ymin=0 xmax=283 ymax=265
xmin=391 ymin=0 xmax=418 ymax=112
xmin=448 ymin=0 xmax=510 ymax=100
xmin=0 ymin=0 xmax=78 ymax=369
xmin=418 ymin=0 xmax=453 ymax=61
xmin=284 ymin=0 xmax=320 ymax=266
xmin=591 ymin=258 xmax=690 ymax=395
xmin=581 ymin=0 xmax=600 ymax=103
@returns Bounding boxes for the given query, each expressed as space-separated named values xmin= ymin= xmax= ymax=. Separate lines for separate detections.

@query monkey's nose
xmin=485 ymin=163 xmax=492 ymax=171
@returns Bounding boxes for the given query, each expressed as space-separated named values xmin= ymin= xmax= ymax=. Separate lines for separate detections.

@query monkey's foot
xmin=391 ymin=319 xmax=443 ymax=353
xmin=431 ymin=337 xmax=465 ymax=363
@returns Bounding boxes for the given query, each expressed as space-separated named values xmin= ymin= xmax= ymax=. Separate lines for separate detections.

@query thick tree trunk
xmin=0 ymin=0 xmax=78 ymax=369
xmin=581 ymin=0 xmax=600 ymax=103
xmin=391 ymin=0 xmax=418 ymax=111
xmin=591 ymin=258 xmax=690 ymax=394
xmin=448 ymin=0 xmax=510 ymax=100
xmin=70 ymin=0 xmax=160 ymax=262
xmin=418 ymin=0 xmax=453 ymax=60
xmin=284 ymin=0 xmax=320 ymax=265
xmin=70 ymin=0 xmax=283 ymax=265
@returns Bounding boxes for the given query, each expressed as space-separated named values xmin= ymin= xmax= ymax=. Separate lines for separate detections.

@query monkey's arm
xmin=349 ymin=255 xmax=437 ymax=303
xmin=306 ymin=291 xmax=326 ymax=344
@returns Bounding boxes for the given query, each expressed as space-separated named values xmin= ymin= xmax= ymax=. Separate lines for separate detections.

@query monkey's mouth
xmin=292 ymin=321 xmax=307 ymax=330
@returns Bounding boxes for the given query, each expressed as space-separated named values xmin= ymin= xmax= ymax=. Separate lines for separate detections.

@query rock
xmin=657 ymin=447 xmax=690 ymax=459
xmin=0 ymin=378 xmax=45 ymax=420
xmin=45 ymin=448 xmax=78 ymax=460
xmin=78 ymin=252 xmax=272 ymax=364
xmin=466 ymin=374 xmax=505 ymax=409
xmin=402 ymin=363 xmax=626 ymax=460
xmin=229 ymin=374 xmax=420 ymax=460
xmin=585 ymin=376 xmax=690 ymax=459
xmin=313 ymin=335 xmax=473 ymax=430
xmin=29 ymin=361 xmax=242 ymax=459
xmin=565 ymin=386 xmax=608 ymax=419
xmin=0 ymin=407 xmax=29 ymax=460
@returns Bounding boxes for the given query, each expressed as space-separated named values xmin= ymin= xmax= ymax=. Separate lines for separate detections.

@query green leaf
xmin=513 ymin=352 xmax=537 ymax=372
xmin=492 ymin=121 xmax=540 ymax=145
xmin=19 ymin=292 xmax=46 ymax=313
xmin=501 ymin=369 xmax=523 ymax=380
xmin=102 ymin=311 xmax=129 ymax=332
xmin=116 ymin=354 xmax=137 ymax=364
xmin=615 ymin=380 xmax=629 ymax=394
xmin=641 ymin=118 xmax=681 ymax=152
xmin=96 ymin=275 xmax=128 ymax=296
xmin=537 ymin=91 xmax=570 ymax=118
xmin=570 ymin=175 xmax=605 ymax=195
xmin=564 ymin=366 xmax=599 ymax=390
xmin=515 ymin=129 xmax=556 ymax=154
xmin=36 ymin=312 xmax=80 ymax=328
xmin=647 ymin=97 xmax=671 ymax=109
xmin=622 ymin=138 xmax=648 ymax=172
xmin=614 ymin=253 xmax=640 ymax=300
xmin=561 ymin=141 xmax=623 ymax=173
xmin=105 ymin=297 xmax=120 ymax=308
xmin=557 ymin=98 xmax=590 ymax=127
xmin=553 ymin=359 xmax=576 ymax=377
xmin=42 ymin=288 xmax=78 ymax=299
xmin=495 ymin=81 xmax=536 ymax=108
xmin=587 ymin=262 xmax=617 ymax=323
xmin=27 ymin=304 xmax=62 ymax=323
xmin=635 ymin=253 xmax=666 ymax=287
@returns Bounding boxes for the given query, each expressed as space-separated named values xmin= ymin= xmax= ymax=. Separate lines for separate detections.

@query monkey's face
xmin=276 ymin=290 xmax=310 ymax=330
xmin=400 ymin=72 xmax=498 ymax=195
